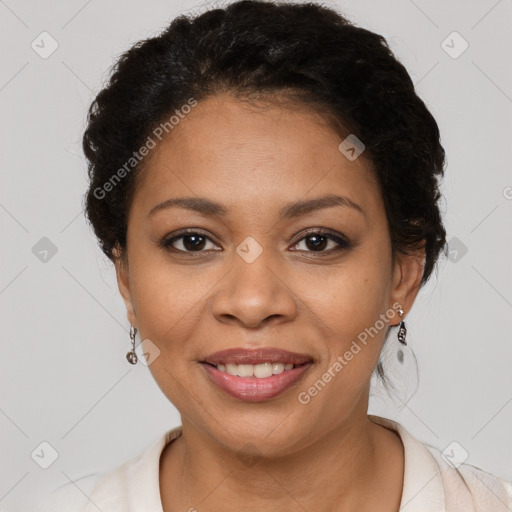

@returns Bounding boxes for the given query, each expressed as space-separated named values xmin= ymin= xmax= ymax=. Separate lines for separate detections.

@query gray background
xmin=1 ymin=0 xmax=511 ymax=510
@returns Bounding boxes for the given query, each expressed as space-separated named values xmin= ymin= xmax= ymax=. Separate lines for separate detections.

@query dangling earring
xmin=397 ymin=308 xmax=407 ymax=346
xmin=396 ymin=308 xmax=407 ymax=364
xmin=126 ymin=325 xmax=138 ymax=364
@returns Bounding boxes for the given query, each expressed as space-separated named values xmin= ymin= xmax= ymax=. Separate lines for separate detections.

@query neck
xmin=159 ymin=412 xmax=403 ymax=512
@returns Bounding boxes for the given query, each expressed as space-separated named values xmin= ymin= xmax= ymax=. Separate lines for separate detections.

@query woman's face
xmin=115 ymin=93 xmax=423 ymax=455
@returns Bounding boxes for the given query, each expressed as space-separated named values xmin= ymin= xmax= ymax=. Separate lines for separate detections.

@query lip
xmin=202 ymin=347 xmax=314 ymax=366
xmin=201 ymin=361 xmax=313 ymax=402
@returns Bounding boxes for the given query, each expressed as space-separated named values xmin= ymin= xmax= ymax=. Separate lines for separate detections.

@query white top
xmin=37 ymin=415 xmax=512 ymax=512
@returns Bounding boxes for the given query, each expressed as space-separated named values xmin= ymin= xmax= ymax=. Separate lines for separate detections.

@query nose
xmin=211 ymin=248 xmax=298 ymax=329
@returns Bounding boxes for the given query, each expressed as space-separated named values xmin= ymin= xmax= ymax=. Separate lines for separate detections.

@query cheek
xmin=298 ymin=249 xmax=392 ymax=378
xmin=128 ymin=261 xmax=206 ymax=407
xmin=295 ymin=263 xmax=391 ymax=421
xmin=302 ymin=250 xmax=391 ymax=331
xmin=127 ymin=256 xmax=210 ymax=353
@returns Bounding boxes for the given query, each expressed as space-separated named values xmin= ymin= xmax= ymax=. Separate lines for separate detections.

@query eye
xmin=159 ymin=228 xmax=351 ymax=255
xmin=291 ymin=230 xmax=351 ymax=254
xmin=160 ymin=230 xmax=219 ymax=253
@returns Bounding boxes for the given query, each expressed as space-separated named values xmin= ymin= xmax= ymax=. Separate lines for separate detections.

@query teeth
xmin=237 ymin=364 xmax=254 ymax=377
xmin=217 ymin=361 xmax=297 ymax=377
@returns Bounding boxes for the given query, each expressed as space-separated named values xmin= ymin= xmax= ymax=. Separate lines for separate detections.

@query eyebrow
xmin=147 ymin=194 xmax=365 ymax=219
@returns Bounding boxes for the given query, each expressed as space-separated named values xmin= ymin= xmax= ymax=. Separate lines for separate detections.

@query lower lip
xmin=201 ymin=362 xmax=313 ymax=402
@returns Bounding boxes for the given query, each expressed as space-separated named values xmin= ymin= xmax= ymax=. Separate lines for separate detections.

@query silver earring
xmin=396 ymin=309 xmax=407 ymax=364
xmin=126 ymin=325 xmax=138 ymax=364
xmin=397 ymin=309 xmax=407 ymax=346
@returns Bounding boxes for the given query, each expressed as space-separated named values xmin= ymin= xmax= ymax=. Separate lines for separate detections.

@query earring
xmin=396 ymin=309 xmax=407 ymax=364
xmin=397 ymin=309 xmax=407 ymax=346
xmin=126 ymin=325 xmax=138 ymax=365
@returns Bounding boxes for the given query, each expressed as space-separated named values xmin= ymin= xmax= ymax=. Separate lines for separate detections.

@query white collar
xmin=368 ymin=414 xmax=445 ymax=511
xmin=85 ymin=414 xmax=510 ymax=511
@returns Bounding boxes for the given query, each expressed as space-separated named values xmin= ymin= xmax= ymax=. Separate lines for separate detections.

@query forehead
xmin=132 ymin=94 xmax=381 ymax=218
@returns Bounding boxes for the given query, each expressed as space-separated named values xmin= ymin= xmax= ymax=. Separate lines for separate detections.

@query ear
xmin=389 ymin=246 xmax=425 ymax=324
xmin=113 ymin=243 xmax=136 ymax=326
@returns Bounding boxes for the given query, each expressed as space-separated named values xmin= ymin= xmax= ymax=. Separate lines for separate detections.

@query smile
xmin=200 ymin=360 xmax=313 ymax=402
xmin=211 ymin=361 xmax=296 ymax=378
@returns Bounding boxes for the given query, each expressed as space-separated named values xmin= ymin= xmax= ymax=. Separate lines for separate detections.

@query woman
xmin=39 ymin=0 xmax=512 ymax=510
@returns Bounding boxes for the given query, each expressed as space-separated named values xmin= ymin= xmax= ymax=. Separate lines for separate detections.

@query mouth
xmin=200 ymin=347 xmax=314 ymax=402
xmin=201 ymin=360 xmax=306 ymax=376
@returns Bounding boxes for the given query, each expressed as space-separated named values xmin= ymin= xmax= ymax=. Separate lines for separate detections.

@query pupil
xmin=180 ymin=234 xmax=329 ymax=252
xmin=306 ymin=235 xmax=327 ymax=251
xmin=184 ymin=235 xmax=205 ymax=251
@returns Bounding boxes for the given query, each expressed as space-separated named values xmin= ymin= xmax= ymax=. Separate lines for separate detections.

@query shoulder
xmin=369 ymin=414 xmax=512 ymax=511
xmin=34 ymin=473 xmax=101 ymax=512
xmin=33 ymin=453 xmax=144 ymax=512
xmin=426 ymin=445 xmax=512 ymax=511
xmin=34 ymin=427 xmax=182 ymax=512
xmin=34 ymin=455 xmax=141 ymax=512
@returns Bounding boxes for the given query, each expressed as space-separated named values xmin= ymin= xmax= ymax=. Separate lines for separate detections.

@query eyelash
xmin=159 ymin=228 xmax=351 ymax=256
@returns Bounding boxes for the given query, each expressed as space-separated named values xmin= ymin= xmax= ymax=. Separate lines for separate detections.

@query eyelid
xmin=292 ymin=227 xmax=350 ymax=247
xmin=160 ymin=227 xmax=351 ymax=254
xmin=290 ymin=229 xmax=351 ymax=255
xmin=159 ymin=228 xmax=220 ymax=251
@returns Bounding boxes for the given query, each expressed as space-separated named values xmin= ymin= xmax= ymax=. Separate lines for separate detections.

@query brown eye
xmin=160 ymin=231 xmax=218 ymax=253
xmin=291 ymin=230 xmax=351 ymax=254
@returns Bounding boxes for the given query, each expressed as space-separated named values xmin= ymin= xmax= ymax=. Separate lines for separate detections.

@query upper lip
xmin=202 ymin=347 xmax=314 ymax=366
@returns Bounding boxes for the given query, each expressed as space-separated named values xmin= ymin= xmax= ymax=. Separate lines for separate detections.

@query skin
xmin=114 ymin=93 xmax=425 ymax=511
